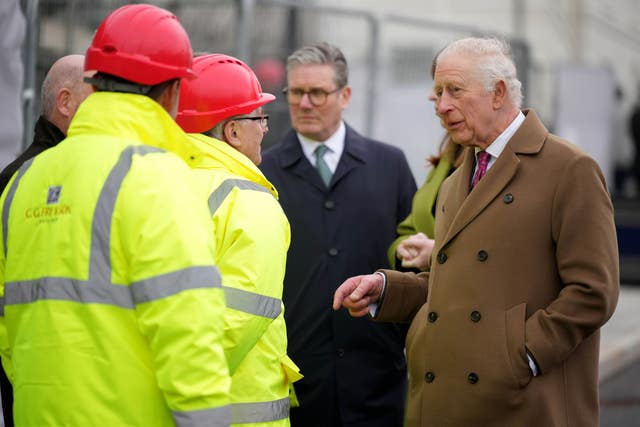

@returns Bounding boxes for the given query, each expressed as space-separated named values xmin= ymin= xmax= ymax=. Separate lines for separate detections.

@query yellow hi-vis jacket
xmin=0 ymin=92 xmax=231 ymax=427
xmin=186 ymin=134 xmax=302 ymax=427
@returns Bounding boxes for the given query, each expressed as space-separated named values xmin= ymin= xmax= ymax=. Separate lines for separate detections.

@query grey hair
xmin=286 ymin=42 xmax=348 ymax=88
xmin=438 ymin=37 xmax=523 ymax=108
xmin=204 ymin=120 xmax=226 ymax=141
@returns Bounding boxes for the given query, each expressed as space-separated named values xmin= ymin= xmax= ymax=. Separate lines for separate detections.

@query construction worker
xmin=176 ymin=54 xmax=301 ymax=426
xmin=0 ymin=5 xmax=230 ymax=426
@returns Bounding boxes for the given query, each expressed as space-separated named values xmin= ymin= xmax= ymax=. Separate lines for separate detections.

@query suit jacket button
xmin=428 ymin=312 xmax=438 ymax=323
xmin=470 ymin=311 xmax=482 ymax=322
xmin=337 ymin=348 xmax=345 ymax=357
xmin=477 ymin=250 xmax=488 ymax=262
xmin=437 ymin=252 xmax=448 ymax=264
xmin=324 ymin=200 xmax=335 ymax=209
xmin=503 ymin=193 xmax=514 ymax=204
xmin=468 ymin=372 xmax=479 ymax=384
xmin=425 ymin=371 xmax=435 ymax=383
xmin=328 ymin=248 xmax=338 ymax=256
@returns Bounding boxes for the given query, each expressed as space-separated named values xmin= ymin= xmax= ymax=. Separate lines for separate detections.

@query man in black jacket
xmin=0 ymin=53 xmax=93 ymax=427
xmin=0 ymin=54 xmax=93 ymax=193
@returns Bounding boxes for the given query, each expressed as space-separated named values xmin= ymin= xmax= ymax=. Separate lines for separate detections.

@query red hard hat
xmin=85 ymin=4 xmax=195 ymax=85
xmin=176 ymin=54 xmax=276 ymax=133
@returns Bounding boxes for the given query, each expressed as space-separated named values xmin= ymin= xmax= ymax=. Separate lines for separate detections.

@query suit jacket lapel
xmin=278 ymin=130 xmax=327 ymax=192
xmin=331 ymin=125 xmax=367 ymax=188
xmin=440 ymin=109 xmax=547 ymax=247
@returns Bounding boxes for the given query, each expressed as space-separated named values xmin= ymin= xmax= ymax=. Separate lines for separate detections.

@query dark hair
xmin=86 ymin=72 xmax=177 ymax=102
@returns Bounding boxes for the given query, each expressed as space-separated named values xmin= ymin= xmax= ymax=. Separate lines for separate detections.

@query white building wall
xmin=303 ymin=0 xmax=639 ymax=185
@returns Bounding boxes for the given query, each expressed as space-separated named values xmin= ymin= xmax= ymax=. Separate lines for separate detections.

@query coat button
xmin=428 ymin=312 xmax=438 ymax=323
xmin=437 ymin=252 xmax=448 ymax=264
xmin=425 ymin=372 xmax=435 ymax=383
xmin=477 ymin=250 xmax=488 ymax=262
xmin=324 ymin=200 xmax=335 ymax=209
xmin=328 ymin=248 xmax=338 ymax=256
xmin=337 ymin=348 xmax=345 ymax=357
xmin=468 ymin=372 xmax=479 ymax=384
xmin=470 ymin=311 xmax=482 ymax=322
xmin=503 ymin=193 xmax=514 ymax=204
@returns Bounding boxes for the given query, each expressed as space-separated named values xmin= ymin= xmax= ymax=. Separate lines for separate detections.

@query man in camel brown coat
xmin=334 ymin=37 xmax=619 ymax=427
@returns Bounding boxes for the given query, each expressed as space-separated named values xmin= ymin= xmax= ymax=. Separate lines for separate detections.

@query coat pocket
xmin=505 ymin=303 xmax=532 ymax=388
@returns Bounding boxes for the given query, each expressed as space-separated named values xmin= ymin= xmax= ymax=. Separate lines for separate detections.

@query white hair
xmin=438 ymin=37 xmax=523 ymax=108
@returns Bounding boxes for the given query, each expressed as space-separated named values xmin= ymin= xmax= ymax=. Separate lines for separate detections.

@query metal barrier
xmin=23 ymin=0 xmax=527 ymax=183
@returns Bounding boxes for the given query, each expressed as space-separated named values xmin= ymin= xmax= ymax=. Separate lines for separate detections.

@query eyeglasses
xmin=282 ymin=87 xmax=342 ymax=106
xmin=234 ymin=115 xmax=269 ymax=128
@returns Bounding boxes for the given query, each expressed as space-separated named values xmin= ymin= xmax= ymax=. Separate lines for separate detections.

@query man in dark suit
xmin=260 ymin=42 xmax=416 ymax=427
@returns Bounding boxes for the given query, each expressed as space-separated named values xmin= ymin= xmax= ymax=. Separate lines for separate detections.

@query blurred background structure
xmin=8 ymin=0 xmax=640 ymax=281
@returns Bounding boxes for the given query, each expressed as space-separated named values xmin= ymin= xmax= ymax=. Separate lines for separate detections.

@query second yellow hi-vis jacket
xmin=186 ymin=133 xmax=302 ymax=427
xmin=0 ymin=92 xmax=231 ymax=426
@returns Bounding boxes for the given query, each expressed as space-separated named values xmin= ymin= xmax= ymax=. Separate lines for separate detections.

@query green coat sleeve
xmin=387 ymin=157 xmax=453 ymax=268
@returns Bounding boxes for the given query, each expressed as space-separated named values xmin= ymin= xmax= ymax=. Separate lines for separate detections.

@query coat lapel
xmin=277 ymin=125 xmax=367 ymax=192
xmin=277 ymin=130 xmax=327 ymax=192
xmin=331 ymin=125 xmax=366 ymax=188
xmin=440 ymin=110 xmax=547 ymax=247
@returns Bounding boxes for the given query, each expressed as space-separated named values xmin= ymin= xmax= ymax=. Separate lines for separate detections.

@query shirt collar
xmin=475 ymin=111 xmax=525 ymax=159
xmin=298 ymin=121 xmax=345 ymax=160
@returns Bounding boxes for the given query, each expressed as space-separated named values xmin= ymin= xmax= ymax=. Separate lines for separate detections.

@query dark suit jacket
xmin=260 ymin=124 xmax=417 ymax=427
xmin=0 ymin=116 xmax=64 ymax=194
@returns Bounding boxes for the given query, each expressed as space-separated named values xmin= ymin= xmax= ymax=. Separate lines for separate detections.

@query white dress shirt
xmin=297 ymin=121 xmax=346 ymax=173
xmin=473 ymin=111 xmax=525 ymax=174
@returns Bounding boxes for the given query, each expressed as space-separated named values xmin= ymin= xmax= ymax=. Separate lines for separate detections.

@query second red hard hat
xmin=177 ymin=54 xmax=276 ymax=134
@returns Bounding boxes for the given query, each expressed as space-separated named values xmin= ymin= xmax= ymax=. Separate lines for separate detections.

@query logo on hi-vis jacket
xmin=47 ymin=186 xmax=62 ymax=204
xmin=25 ymin=185 xmax=71 ymax=222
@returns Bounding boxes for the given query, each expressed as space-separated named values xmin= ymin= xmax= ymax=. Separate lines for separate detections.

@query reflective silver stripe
xmin=172 ymin=405 xmax=231 ymax=427
xmin=3 ymin=145 xmax=221 ymax=309
xmin=132 ymin=266 xmax=222 ymax=304
xmin=90 ymin=145 xmax=162 ymax=284
xmin=2 ymin=158 xmax=35 ymax=256
xmin=223 ymin=286 xmax=281 ymax=319
xmin=5 ymin=277 xmax=134 ymax=308
xmin=231 ymin=397 xmax=290 ymax=424
xmin=208 ymin=179 xmax=271 ymax=216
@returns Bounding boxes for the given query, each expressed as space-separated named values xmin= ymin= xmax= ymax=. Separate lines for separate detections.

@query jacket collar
xmin=33 ymin=115 xmax=65 ymax=149
xmin=439 ymin=109 xmax=549 ymax=248
xmin=277 ymin=123 xmax=367 ymax=168
xmin=186 ymin=133 xmax=278 ymax=197
xmin=67 ymin=92 xmax=203 ymax=167
xmin=275 ymin=123 xmax=368 ymax=192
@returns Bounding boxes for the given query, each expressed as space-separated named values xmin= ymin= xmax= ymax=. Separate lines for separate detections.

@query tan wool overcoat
xmin=377 ymin=109 xmax=619 ymax=427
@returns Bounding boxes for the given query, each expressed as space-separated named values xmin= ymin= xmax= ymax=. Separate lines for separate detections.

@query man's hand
xmin=332 ymin=274 xmax=384 ymax=317
xmin=396 ymin=232 xmax=435 ymax=270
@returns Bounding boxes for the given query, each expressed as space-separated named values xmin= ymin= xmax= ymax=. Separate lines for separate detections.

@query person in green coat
xmin=387 ymin=136 xmax=462 ymax=270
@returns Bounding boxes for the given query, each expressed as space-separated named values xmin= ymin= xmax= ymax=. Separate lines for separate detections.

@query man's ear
xmin=223 ymin=121 xmax=242 ymax=149
xmin=56 ymin=88 xmax=73 ymax=118
xmin=492 ymin=80 xmax=507 ymax=109
xmin=339 ymin=85 xmax=352 ymax=111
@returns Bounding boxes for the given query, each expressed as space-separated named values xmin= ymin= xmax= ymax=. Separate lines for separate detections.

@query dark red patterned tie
xmin=470 ymin=150 xmax=490 ymax=190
